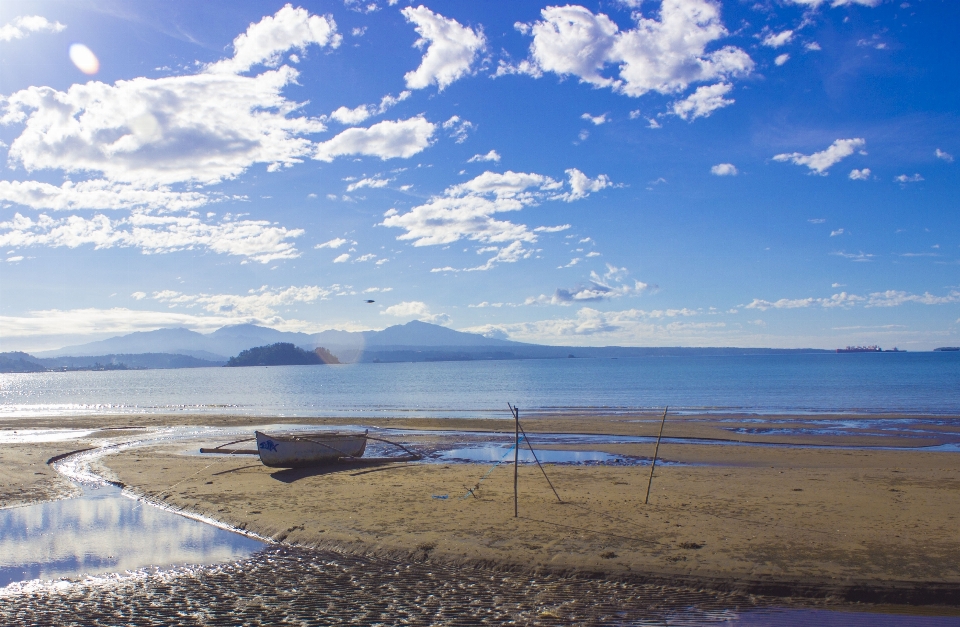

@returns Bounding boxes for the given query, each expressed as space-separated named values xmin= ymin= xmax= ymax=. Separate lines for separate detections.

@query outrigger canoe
xmin=254 ymin=430 xmax=368 ymax=468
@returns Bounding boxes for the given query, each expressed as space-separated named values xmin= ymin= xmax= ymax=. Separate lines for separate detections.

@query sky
xmin=0 ymin=0 xmax=958 ymax=351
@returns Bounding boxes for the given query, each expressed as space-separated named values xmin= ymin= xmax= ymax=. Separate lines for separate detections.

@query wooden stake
xmin=644 ymin=406 xmax=668 ymax=505
xmin=513 ymin=404 xmax=519 ymax=518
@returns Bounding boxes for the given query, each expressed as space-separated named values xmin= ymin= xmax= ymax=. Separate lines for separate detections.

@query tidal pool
xmin=0 ymin=483 xmax=264 ymax=588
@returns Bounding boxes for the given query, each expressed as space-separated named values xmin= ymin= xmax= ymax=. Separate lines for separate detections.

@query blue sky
xmin=1 ymin=0 xmax=957 ymax=351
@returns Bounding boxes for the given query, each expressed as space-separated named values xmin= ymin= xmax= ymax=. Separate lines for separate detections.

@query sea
xmin=3 ymin=353 xmax=960 ymax=625
xmin=2 ymin=351 xmax=960 ymax=419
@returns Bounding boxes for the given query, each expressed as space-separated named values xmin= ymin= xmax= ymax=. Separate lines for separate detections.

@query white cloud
xmin=314 ymin=116 xmax=436 ymax=161
xmin=442 ymin=115 xmax=474 ymax=143
xmin=327 ymin=91 xmax=411 ymax=125
xmin=763 ymin=30 xmax=794 ymax=48
xmin=866 ymin=290 xmax=960 ymax=307
xmin=745 ymin=292 xmax=864 ymax=311
xmin=346 ymin=177 xmax=391 ymax=192
xmin=152 ymin=284 xmax=330 ymax=318
xmin=773 ymin=138 xmax=865 ymax=175
xmin=355 ymin=253 xmax=377 ymax=262
xmin=710 ymin=163 xmax=738 ymax=176
xmin=671 ymin=83 xmax=734 ymax=120
xmin=401 ymin=5 xmax=485 ymax=91
xmin=745 ymin=289 xmax=960 ymax=312
xmin=808 ymin=218 xmax=826 ymax=224
xmin=131 ymin=291 xmax=146 ymax=300
xmin=0 ymin=211 xmax=302 ymax=263
xmin=381 ymin=300 xmax=450 ymax=324
xmin=315 ymin=237 xmax=350 ymax=249
xmin=805 ymin=42 xmax=822 ymax=51
xmin=0 ymin=15 xmax=66 ymax=42
xmin=533 ymin=224 xmax=571 ymax=233
xmin=555 ymin=168 xmax=612 ymax=201
xmin=0 ymin=179 xmax=212 ymax=212
xmin=333 ymin=253 xmax=350 ymax=263
xmin=935 ymin=148 xmax=954 ymax=163
xmin=382 ymin=168 xmax=610 ymax=270
xmin=774 ymin=53 xmax=790 ymax=66
xmin=830 ymin=228 xmax=844 ymax=236
xmin=461 ymin=306 xmax=713 ymax=345
xmin=526 ymin=269 xmax=650 ymax=305
xmin=515 ymin=1 xmax=753 ymax=101
xmin=784 ymin=0 xmax=882 ymax=7
xmin=581 ymin=113 xmax=608 ymax=125
xmin=3 ymin=6 xmax=341 ymax=188
xmin=206 ymin=4 xmax=341 ymax=75
xmin=849 ymin=168 xmax=871 ymax=180
xmin=468 ymin=150 xmax=501 ymax=163
xmin=894 ymin=173 xmax=923 ymax=183
xmin=831 ymin=251 xmax=875 ymax=262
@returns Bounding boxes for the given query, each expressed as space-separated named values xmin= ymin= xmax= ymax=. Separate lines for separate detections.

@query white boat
xmin=254 ymin=430 xmax=368 ymax=468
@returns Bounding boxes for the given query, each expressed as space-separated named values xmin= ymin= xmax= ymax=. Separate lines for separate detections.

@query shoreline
xmin=3 ymin=414 xmax=960 ymax=608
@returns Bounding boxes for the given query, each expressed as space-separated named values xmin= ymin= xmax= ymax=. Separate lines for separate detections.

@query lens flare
xmin=69 ymin=43 xmax=100 ymax=75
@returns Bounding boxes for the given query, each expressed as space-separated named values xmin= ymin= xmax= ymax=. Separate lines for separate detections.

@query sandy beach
xmin=3 ymin=413 xmax=960 ymax=606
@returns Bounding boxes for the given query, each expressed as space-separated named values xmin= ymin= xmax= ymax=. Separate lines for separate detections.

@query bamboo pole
xmin=644 ymin=406 xmax=668 ymax=505
xmin=513 ymin=404 xmax=519 ymax=517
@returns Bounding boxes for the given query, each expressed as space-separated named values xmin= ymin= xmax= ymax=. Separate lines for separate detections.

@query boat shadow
xmin=270 ymin=459 xmax=412 ymax=483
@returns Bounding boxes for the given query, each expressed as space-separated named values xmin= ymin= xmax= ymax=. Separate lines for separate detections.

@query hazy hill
xmin=226 ymin=343 xmax=340 ymax=367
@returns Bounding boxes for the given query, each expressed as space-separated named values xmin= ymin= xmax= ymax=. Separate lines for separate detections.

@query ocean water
xmin=1 ymin=352 xmax=959 ymax=418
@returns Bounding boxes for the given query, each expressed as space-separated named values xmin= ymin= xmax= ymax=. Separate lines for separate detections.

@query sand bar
xmin=3 ymin=413 xmax=959 ymax=605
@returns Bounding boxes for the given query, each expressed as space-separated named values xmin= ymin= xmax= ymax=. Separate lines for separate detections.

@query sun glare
xmin=68 ymin=43 xmax=99 ymax=75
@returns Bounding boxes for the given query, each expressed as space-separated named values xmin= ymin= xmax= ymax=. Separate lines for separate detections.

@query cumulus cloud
xmin=710 ymin=163 xmax=738 ymax=176
xmin=442 ymin=115 xmax=474 ymax=143
xmin=849 ymin=168 xmax=871 ymax=180
xmin=671 ymin=83 xmax=734 ymax=120
xmin=206 ymin=4 xmax=341 ymax=74
xmin=346 ymin=177 xmax=391 ymax=192
xmin=774 ymin=53 xmax=790 ymax=66
xmin=513 ymin=1 xmax=753 ymax=105
xmin=581 ymin=113 xmax=608 ymax=125
xmin=381 ymin=300 xmax=450 ymax=324
xmin=773 ymin=138 xmax=865 ymax=175
xmin=830 ymin=228 xmax=844 ymax=236
xmin=0 ymin=211 xmax=302 ymax=263
xmin=314 ymin=116 xmax=436 ymax=161
xmin=526 ymin=265 xmax=651 ymax=305
xmin=0 ymin=15 xmax=66 ymax=42
xmin=935 ymin=148 xmax=954 ymax=163
xmin=315 ymin=237 xmax=351 ymax=249
xmin=382 ymin=168 xmax=610 ymax=270
xmin=0 ymin=179 xmax=212 ymax=212
xmin=468 ymin=150 xmax=501 ymax=163
xmin=894 ymin=173 xmax=923 ymax=184
xmin=326 ymin=91 xmax=412 ymax=125
xmin=2 ymin=6 xmax=342 ymax=189
xmin=401 ymin=5 xmax=485 ymax=91
xmin=333 ymin=253 xmax=350 ymax=263
xmin=762 ymin=30 xmax=794 ymax=48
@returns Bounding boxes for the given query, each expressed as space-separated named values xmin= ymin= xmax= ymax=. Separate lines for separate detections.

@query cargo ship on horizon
xmin=836 ymin=346 xmax=905 ymax=353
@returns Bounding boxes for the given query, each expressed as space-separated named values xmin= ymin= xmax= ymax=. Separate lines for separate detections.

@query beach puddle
xmin=438 ymin=445 xmax=644 ymax=465
xmin=0 ymin=483 xmax=264 ymax=588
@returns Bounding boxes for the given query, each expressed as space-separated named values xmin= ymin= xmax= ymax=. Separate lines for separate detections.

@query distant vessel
xmin=934 ymin=347 xmax=960 ymax=352
xmin=836 ymin=346 xmax=882 ymax=353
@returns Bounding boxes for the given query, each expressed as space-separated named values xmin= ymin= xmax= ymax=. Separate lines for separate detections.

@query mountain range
xmin=5 ymin=321 xmax=832 ymax=371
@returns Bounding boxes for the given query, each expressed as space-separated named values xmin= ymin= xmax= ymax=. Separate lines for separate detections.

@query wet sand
xmin=3 ymin=413 xmax=960 ymax=604
xmin=0 ymin=443 xmax=81 ymax=508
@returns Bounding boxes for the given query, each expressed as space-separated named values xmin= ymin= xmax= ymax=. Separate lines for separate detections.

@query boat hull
xmin=255 ymin=430 xmax=367 ymax=468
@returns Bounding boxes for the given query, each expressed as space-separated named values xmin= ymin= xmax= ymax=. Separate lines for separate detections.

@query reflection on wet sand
xmin=0 ymin=484 xmax=263 ymax=587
